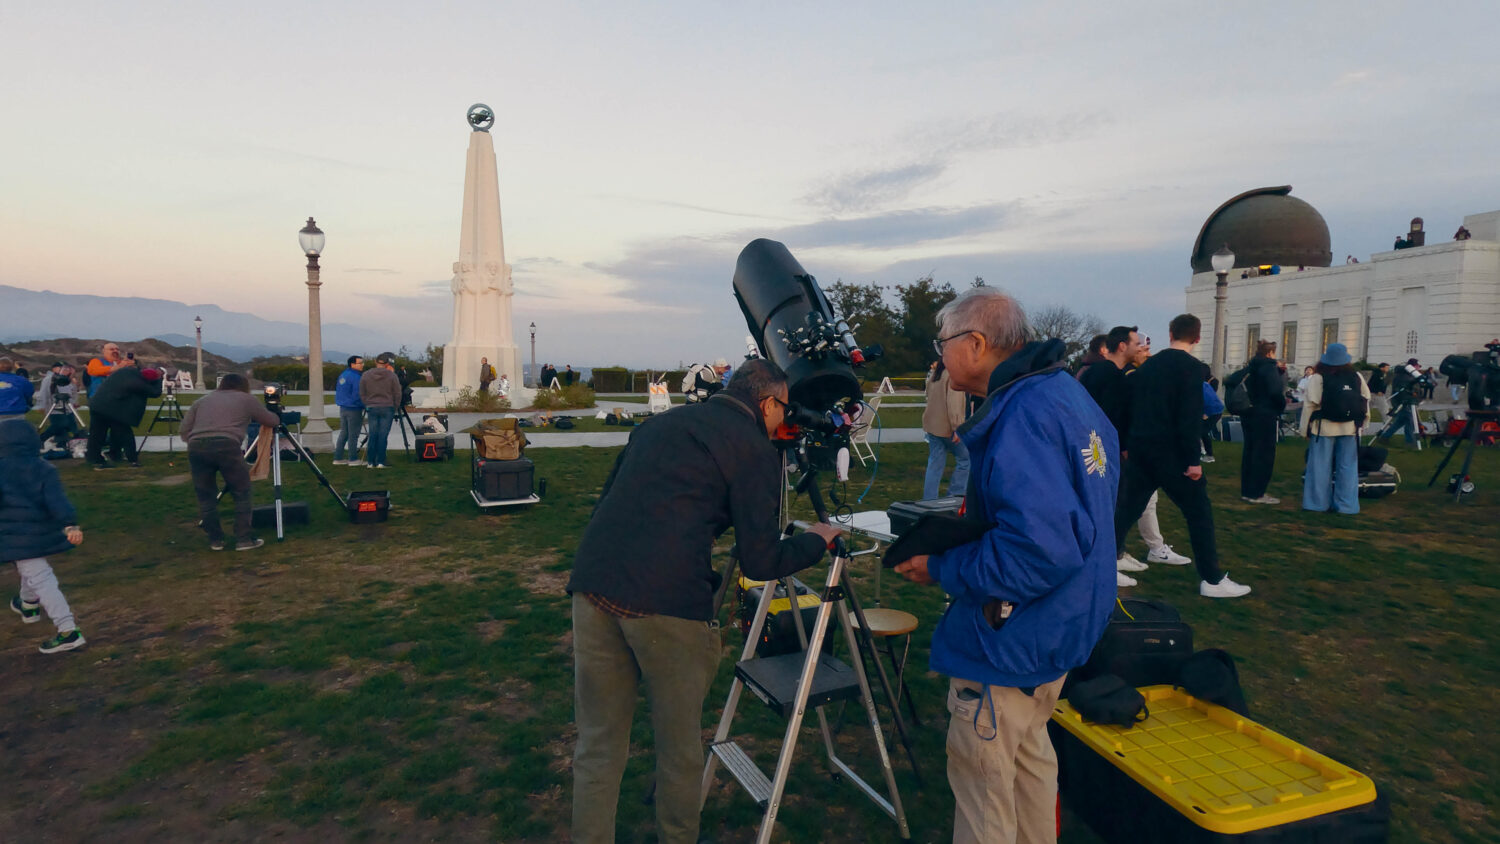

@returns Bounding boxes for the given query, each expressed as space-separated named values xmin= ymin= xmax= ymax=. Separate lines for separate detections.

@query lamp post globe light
xmin=193 ymin=315 xmax=204 ymax=390
xmin=299 ymin=217 xmax=333 ymax=450
xmin=1210 ymin=243 xmax=1235 ymax=380
xmin=529 ymin=321 xmax=537 ymax=387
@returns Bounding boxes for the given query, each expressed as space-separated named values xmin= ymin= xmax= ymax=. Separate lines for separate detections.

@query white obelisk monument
xmin=440 ymin=103 xmax=523 ymax=399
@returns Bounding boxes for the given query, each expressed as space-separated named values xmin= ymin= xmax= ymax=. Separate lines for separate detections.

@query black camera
xmin=263 ymin=382 xmax=285 ymax=411
xmin=1440 ymin=340 xmax=1500 ymax=411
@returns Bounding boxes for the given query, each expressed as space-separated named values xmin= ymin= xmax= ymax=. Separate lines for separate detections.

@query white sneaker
xmin=373 ymin=463 xmax=389 ymax=470
xmin=1117 ymin=571 xmax=1138 ymax=588
xmin=332 ymin=459 xmax=349 ymax=466
xmin=1200 ymin=576 xmax=1252 ymax=599
xmin=347 ymin=460 xmax=366 ymax=467
xmin=1201 ymin=455 xmax=1216 ymax=463
xmin=1147 ymin=545 xmax=1192 ymax=566
xmin=1117 ymin=553 xmax=1148 ymax=573
xmin=1241 ymin=495 xmax=1280 ymax=505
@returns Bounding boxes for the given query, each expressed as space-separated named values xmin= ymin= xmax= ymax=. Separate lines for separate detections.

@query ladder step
xmin=710 ymin=741 xmax=773 ymax=807
xmin=736 ymin=651 xmax=861 ymax=718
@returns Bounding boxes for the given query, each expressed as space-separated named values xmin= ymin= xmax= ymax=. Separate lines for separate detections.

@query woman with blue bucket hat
xmin=1299 ymin=342 xmax=1371 ymax=513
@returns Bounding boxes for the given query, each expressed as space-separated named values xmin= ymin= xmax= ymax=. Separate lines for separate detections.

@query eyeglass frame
xmin=933 ymin=329 xmax=981 ymax=357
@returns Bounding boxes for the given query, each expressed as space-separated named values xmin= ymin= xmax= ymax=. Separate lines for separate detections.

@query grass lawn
xmin=1 ymin=436 xmax=1496 ymax=842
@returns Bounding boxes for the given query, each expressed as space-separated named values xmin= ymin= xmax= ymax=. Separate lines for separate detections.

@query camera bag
xmin=1070 ymin=599 xmax=1193 ymax=693
xmin=1066 ymin=674 xmax=1148 ymax=728
xmin=477 ymin=457 xmax=534 ymax=501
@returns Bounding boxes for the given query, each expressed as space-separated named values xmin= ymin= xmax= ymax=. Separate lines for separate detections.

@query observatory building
xmin=1185 ymin=187 xmax=1500 ymax=367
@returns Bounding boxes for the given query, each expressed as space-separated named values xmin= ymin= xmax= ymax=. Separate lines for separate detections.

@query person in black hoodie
xmin=567 ymin=359 xmax=840 ymax=844
xmin=1239 ymin=339 xmax=1286 ymax=503
xmin=1 ymin=420 xmax=86 ymax=653
xmin=85 ymin=358 xmax=163 ymax=469
xmin=1115 ymin=315 xmax=1251 ymax=599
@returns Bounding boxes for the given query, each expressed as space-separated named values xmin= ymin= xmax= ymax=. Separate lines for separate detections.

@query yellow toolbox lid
xmin=738 ymin=577 xmax=819 ymax=614
xmin=1052 ymin=685 xmax=1378 ymax=834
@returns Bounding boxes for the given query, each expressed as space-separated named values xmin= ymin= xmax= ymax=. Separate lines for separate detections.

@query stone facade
xmin=1187 ymin=211 xmax=1500 ymax=368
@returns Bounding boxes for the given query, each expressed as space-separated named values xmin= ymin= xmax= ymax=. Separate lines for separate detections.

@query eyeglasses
xmin=933 ymin=330 xmax=979 ymax=356
xmin=763 ymin=395 xmax=789 ymax=413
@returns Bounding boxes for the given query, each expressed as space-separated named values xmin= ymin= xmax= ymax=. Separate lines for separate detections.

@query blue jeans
xmin=365 ymin=407 xmax=395 ymax=467
xmin=335 ymin=407 xmax=364 ymax=460
xmin=1303 ymin=434 xmax=1359 ymax=514
xmin=1383 ymin=402 xmax=1418 ymax=444
xmin=924 ymin=433 xmax=970 ymax=499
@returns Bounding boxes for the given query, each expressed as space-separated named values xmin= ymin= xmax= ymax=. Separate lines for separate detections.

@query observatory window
xmin=1246 ymin=324 xmax=1261 ymax=361
xmin=1321 ymin=319 xmax=1339 ymax=350
xmin=1406 ymin=330 xmax=1419 ymax=355
xmin=1281 ymin=322 xmax=1298 ymax=364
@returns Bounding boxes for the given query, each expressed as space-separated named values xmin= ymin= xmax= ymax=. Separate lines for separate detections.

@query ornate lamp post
xmin=299 ymin=217 xmax=333 ymax=449
xmin=1210 ymin=243 xmax=1236 ymax=379
xmin=529 ymin=321 xmax=537 ymax=387
xmin=193 ymin=315 xmax=204 ymax=389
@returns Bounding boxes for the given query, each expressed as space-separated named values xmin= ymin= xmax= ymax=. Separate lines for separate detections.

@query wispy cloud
xmin=1334 ymin=69 xmax=1373 ymax=87
xmin=598 ymin=195 xmax=786 ymax=220
xmin=344 ymin=267 xmax=401 ymax=275
xmin=804 ymin=112 xmax=1112 ymax=213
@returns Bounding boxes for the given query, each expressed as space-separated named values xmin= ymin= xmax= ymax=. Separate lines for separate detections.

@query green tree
xmin=892 ymin=277 xmax=957 ymax=373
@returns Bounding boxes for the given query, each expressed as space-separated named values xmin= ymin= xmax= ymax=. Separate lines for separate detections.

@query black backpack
xmin=1316 ymin=370 xmax=1366 ymax=424
xmin=1224 ymin=367 xmax=1253 ymax=415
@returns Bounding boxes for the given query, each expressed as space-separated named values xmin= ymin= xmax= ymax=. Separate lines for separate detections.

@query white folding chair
xmin=848 ymin=395 xmax=881 ymax=465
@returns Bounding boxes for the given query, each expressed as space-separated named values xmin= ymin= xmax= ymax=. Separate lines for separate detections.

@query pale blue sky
xmin=3 ymin=1 xmax=1498 ymax=366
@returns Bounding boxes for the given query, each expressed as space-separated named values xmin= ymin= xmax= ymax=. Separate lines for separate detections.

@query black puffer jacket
xmin=0 ymin=420 xmax=78 ymax=563
xmin=89 ymin=365 xmax=163 ymax=424
xmin=1245 ymin=356 xmax=1287 ymax=415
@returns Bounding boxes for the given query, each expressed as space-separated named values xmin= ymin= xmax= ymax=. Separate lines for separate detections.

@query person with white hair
xmin=893 ymin=286 xmax=1118 ymax=844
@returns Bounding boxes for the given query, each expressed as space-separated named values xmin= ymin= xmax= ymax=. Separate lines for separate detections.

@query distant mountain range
xmin=0 ymin=284 xmax=393 ymax=363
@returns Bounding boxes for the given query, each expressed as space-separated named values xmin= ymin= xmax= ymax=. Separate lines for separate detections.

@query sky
xmin=3 ymin=1 xmax=1499 ymax=368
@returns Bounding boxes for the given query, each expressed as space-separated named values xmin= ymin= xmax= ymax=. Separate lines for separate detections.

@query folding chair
xmin=848 ymin=394 xmax=881 ymax=465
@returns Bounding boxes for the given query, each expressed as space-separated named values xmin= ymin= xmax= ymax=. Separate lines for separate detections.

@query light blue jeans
xmin=924 ymin=433 xmax=970 ymax=499
xmin=1303 ymin=434 xmax=1359 ymax=514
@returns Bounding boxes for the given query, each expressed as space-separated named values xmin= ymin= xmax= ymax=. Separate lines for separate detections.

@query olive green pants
xmin=571 ymin=594 xmax=721 ymax=844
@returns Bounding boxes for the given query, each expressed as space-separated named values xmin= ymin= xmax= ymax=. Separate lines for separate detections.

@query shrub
xmin=590 ymin=367 xmax=631 ymax=393
xmin=450 ymin=387 xmax=512 ymax=413
xmin=532 ymin=384 xmax=595 ymax=410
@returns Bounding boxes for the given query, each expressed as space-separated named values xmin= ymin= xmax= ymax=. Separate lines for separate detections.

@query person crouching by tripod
xmin=567 ymin=359 xmax=841 ymax=844
xmin=358 ymin=353 xmax=402 ymax=470
xmin=179 ymin=374 xmax=280 ymax=551
xmin=333 ymin=355 xmax=365 ymax=466
xmin=85 ymin=357 xmax=162 ymax=469
xmin=1 ymin=420 xmax=87 ymax=653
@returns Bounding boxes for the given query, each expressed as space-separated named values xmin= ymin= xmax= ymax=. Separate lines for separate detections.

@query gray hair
xmin=723 ymin=358 xmax=788 ymax=408
xmin=936 ymin=287 xmax=1030 ymax=351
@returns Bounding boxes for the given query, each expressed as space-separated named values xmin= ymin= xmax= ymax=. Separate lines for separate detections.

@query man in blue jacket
xmin=895 ymin=287 xmax=1118 ymax=844
xmin=332 ymin=355 xmax=364 ymax=465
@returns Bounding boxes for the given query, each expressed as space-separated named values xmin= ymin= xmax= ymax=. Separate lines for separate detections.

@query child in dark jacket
xmin=1 ymin=419 xmax=86 ymax=653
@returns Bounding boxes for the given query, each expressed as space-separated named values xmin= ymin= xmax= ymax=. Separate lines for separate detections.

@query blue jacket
xmin=1203 ymin=381 xmax=1225 ymax=415
xmin=925 ymin=340 xmax=1119 ymax=689
xmin=0 ymin=420 xmax=78 ymax=563
xmin=335 ymin=367 xmax=363 ymax=409
xmin=0 ymin=372 xmax=34 ymax=414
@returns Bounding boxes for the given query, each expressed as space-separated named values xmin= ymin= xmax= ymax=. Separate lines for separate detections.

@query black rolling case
xmin=477 ymin=457 xmax=534 ymax=501
xmin=416 ymin=432 xmax=455 ymax=461
xmin=886 ymin=495 xmax=964 ymax=534
xmin=1071 ymin=598 xmax=1193 ymax=692
xmin=251 ymin=501 xmax=310 ymax=528
xmin=1358 ymin=469 xmax=1399 ymax=499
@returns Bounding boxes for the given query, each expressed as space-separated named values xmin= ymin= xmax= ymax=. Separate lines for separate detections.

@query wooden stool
xmin=850 ymin=607 xmax=921 ymax=727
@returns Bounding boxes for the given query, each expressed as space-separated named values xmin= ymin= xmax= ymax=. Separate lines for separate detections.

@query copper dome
xmin=1190 ymin=186 xmax=1332 ymax=273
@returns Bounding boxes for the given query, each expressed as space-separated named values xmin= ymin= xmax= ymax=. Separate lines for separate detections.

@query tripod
xmin=702 ymin=449 xmax=913 ymax=843
xmin=1426 ymin=410 xmax=1498 ymax=501
xmin=37 ymin=397 xmax=87 ymax=453
xmin=138 ymin=390 xmax=186 ymax=461
xmin=226 ymin=418 xmax=346 ymax=540
xmin=1369 ymin=395 xmax=1424 ymax=451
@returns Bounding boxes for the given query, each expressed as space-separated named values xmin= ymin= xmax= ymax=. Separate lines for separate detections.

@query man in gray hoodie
xmin=179 ymin=374 xmax=280 ymax=551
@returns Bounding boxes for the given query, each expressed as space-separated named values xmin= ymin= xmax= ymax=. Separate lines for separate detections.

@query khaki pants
xmin=945 ymin=675 xmax=1066 ymax=844
xmin=570 ymin=594 xmax=721 ymax=844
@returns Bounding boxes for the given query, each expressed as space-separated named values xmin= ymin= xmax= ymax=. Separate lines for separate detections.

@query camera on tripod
xmin=263 ymin=382 xmax=286 ymax=412
xmin=1440 ymin=339 xmax=1500 ymax=411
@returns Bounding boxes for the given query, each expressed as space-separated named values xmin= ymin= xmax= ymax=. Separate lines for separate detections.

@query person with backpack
xmin=1 ymin=419 xmax=87 ymax=653
xmin=1300 ymin=344 xmax=1370 ymax=514
xmin=1229 ymin=340 xmax=1286 ymax=504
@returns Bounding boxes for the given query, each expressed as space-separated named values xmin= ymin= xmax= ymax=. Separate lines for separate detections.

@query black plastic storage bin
xmin=477 ymin=457 xmax=534 ymax=501
xmin=416 ymin=433 xmax=455 ymax=461
xmin=346 ymin=490 xmax=390 ymax=524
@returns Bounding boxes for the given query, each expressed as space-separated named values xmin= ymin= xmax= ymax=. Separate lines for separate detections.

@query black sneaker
xmin=10 ymin=595 xmax=41 ymax=624
xmin=91 ymin=461 xmax=114 ymax=471
xmin=235 ymin=538 xmax=265 ymax=551
xmin=127 ymin=460 xmax=142 ymax=468
xmin=40 ymin=629 xmax=86 ymax=654
xmin=209 ymin=538 xmax=227 ymax=551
